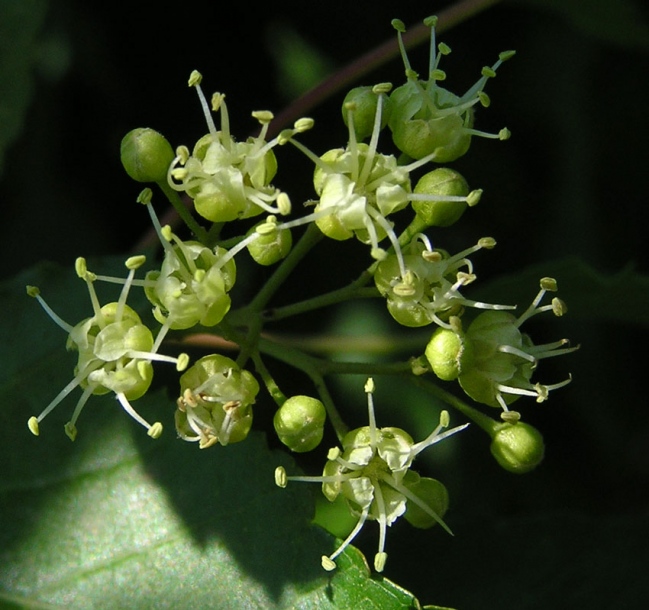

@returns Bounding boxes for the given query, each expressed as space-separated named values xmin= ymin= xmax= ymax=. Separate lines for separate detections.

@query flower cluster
xmin=25 ymin=12 xmax=578 ymax=579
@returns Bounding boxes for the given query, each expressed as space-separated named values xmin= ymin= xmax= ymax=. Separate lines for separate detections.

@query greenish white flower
xmin=27 ymin=256 xmax=188 ymax=440
xmin=374 ymin=235 xmax=513 ymax=328
xmin=139 ymin=190 xmax=236 ymax=331
xmin=388 ymin=16 xmax=514 ymax=162
xmin=275 ymin=378 xmax=468 ymax=572
xmin=167 ymin=70 xmax=291 ymax=223
xmin=175 ymin=354 xmax=259 ymax=448
xmin=457 ymin=278 xmax=577 ymax=417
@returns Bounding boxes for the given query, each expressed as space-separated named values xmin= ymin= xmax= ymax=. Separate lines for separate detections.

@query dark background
xmin=2 ymin=0 xmax=649 ymax=607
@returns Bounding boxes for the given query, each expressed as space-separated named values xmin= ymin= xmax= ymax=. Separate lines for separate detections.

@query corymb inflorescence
xmin=26 ymin=9 xmax=579 ymax=588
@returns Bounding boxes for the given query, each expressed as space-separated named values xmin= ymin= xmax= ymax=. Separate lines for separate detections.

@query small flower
xmin=388 ymin=16 xmax=514 ymax=162
xmin=138 ymin=190 xmax=236 ymax=332
xmin=175 ymin=354 xmax=259 ymax=448
xmin=374 ymin=235 xmax=514 ymax=328
xmin=426 ymin=278 xmax=579 ymax=419
xmin=167 ymin=70 xmax=291 ymax=223
xmin=275 ymin=378 xmax=468 ymax=572
xmin=27 ymin=256 xmax=188 ymax=440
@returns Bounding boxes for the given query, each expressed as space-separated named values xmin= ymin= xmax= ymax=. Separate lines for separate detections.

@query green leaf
xmin=328 ymin=546 xmax=422 ymax=610
xmin=0 ymin=260 xmax=429 ymax=609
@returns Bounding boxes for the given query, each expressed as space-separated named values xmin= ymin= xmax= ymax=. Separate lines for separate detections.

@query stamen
xmin=76 ymin=258 xmax=103 ymax=323
xmin=116 ymin=257 xmax=145 ymax=322
xmin=391 ymin=19 xmax=412 ymax=75
xmin=515 ymin=279 xmax=557 ymax=327
xmin=345 ymin=102 xmax=360 ymax=182
xmin=188 ymin=70 xmax=218 ymax=137
xmin=498 ymin=344 xmax=537 ymax=364
xmin=372 ymin=482 xmax=389 ymax=572
xmin=26 ymin=286 xmax=73 ymax=334
xmin=115 ymin=392 xmax=163 ymax=438
xmin=410 ymin=422 xmax=469 ymax=457
xmin=65 ymin=383 xmax=98 ymax=439
xmin=324 ymin=503 xmax=371 ymax=568
xmin=527 ymin=339 xmax=579 ymax=360
xmin=425 ymin=16 xmax=439 ymax=77
xmin=365 ymin=378 xmax=378 ymax=448
xmin=357 ymin=93 xmax=385 ymax=188
xmin=28 ymin=360 xmax=102 ymax=430
xmin=365 ymin=206 xmax=407 ymax=278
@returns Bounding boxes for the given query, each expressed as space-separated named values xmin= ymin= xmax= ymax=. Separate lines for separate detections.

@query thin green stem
xmin=205 ymin=221 xmax=226 ymax=248
xmin=407 ymin=374 xmax=500 ymax=436
xmin=262 ymin=330 xmax=429 ymax=357
xmin=257 ymin=335 xmax=412 ymax=442
xmin=309 ymin=372 xmax=348 ymax=443
xmin=242 ymin=223 xmax=324 ymax=314
xmin=155 ymin=179 xmax=210 ymax=243
xmin=251 ymin=351 xmax=287 ymax=407
xmin=263 ymin=272 xmax=378 ymax=321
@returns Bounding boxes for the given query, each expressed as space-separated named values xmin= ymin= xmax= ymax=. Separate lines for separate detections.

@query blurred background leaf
xmin=0 ymin=0 xmax=53 ymax=177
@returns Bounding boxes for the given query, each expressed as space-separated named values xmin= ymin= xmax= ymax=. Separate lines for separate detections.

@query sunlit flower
xmin=275 ymin=378 xmax=468 ymax=572
xmin=27 ymin=256 xmax=188 ymax=440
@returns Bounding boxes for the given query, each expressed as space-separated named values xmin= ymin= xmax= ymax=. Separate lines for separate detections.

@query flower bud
xmin=412 ymin=168 xmax=471 ymax=227
xmin=273 ymin=395 xmax=326 ymax=452
xmin=490 ymin=421 xmax=545 ymax=473
xmin=120 ymin=128 xmax=175 ymax=183
xmin=341 ymin=86 xmax=390 ymax=141
xmin=247 ymin=216 xmax=293 ymax=266
xmin=425 ymin=326 xmax=472 ymax=381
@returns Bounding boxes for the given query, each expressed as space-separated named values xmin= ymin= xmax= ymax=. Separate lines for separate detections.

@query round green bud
xmin=425 ymin=327 xmax=472 ymax=381
xmin=341 ymin=86 xmax=390 ymax=141
xmin=412 ymin=167 xmax=470 ymax=227
xmin=120 ymin=128 xmax=175 ymax=183
xmin=247 ymin=218 xmax=293 ymax=266
xmin=403 ymin=472 xmax=449 ymax=529
xmin=273 ymin=395 xmax=326 ymax=452
xmin=490 ymin=422 xmax=545 ymax=474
